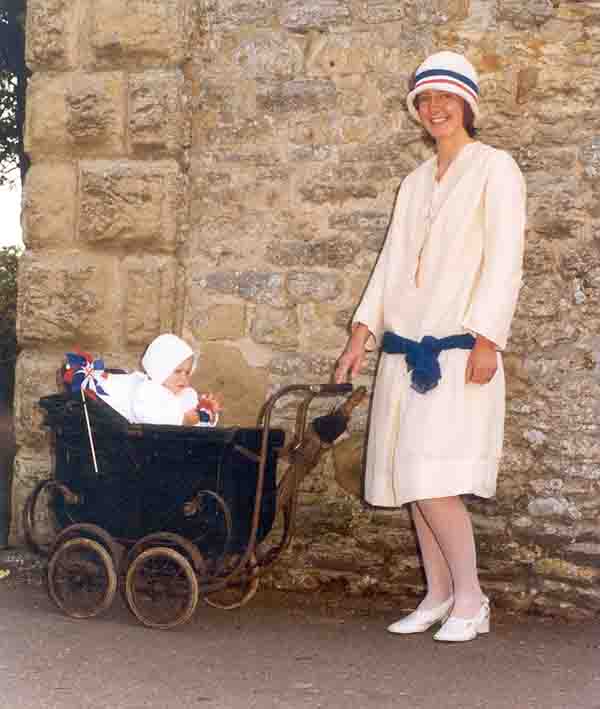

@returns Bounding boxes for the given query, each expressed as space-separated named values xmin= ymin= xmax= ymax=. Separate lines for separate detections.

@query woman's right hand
xmin=334 ymin=324 xmax=370 ymax=383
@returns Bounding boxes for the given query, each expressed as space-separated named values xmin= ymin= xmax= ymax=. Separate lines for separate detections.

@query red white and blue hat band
xmin=412 ymin=69 xmax=479 ymax=102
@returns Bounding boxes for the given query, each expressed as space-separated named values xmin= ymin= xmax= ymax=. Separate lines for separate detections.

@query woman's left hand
xmin=465 ymin=335 xmax=498 ymax=385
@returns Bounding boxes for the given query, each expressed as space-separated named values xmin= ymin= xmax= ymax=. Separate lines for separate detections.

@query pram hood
xmin=141 ymin=333 xmax=197 ymax=384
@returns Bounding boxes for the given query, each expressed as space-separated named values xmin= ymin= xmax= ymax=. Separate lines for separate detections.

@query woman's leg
xmin=415 ymin=496 xmax=485 ymax=617
xmin=410 ymin=502 xmax=453 ymax=610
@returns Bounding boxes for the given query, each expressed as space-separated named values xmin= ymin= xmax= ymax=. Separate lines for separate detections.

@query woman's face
xmin=416 ymin=90 xmax=467 ymax=141
xmin=163 ymin=356 xmax=194 ymax=395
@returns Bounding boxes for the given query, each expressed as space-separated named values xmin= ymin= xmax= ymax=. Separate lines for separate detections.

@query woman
xmin=335 ymin=51 xmax=526 ymax=642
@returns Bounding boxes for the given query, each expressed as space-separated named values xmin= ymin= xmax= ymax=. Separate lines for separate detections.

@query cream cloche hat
xmin=406 ymin=50 xmax=480 ymax=124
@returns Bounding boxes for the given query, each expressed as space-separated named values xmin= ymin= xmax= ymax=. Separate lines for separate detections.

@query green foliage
xmin=0 ymin=0 xmax=27 ymax=187
xmin=0 ymin=245 xmax=19 ymax=406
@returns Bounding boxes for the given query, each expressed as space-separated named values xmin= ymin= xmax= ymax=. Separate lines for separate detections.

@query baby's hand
xmin=196 ymin=393 xmax=223 ymax=425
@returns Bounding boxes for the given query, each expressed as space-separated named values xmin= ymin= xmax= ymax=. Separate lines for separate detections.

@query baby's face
xmin=163 ymin=356 xmax=194 ymax=395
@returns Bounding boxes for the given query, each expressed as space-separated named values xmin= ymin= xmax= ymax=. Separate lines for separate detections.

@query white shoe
xmin=433 ymin=597 xmax=490 ymax=642
xmin=387 ymin=596 xmax=454 ymax=635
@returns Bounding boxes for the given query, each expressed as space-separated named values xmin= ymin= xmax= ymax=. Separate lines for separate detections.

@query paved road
xmin=0 ymin=570 xmax=598 ymax=709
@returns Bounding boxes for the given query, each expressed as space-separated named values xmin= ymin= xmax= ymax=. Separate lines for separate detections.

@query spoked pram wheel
xmin=125 ymin=547 xmax=199 ymax=629
xmin=203 ymin=553 xmax=260 ymax=610
xmin=23 ymin=479 xmax=81 ymax=556
xmin=47 ymin=537 xmax=118 ymax=619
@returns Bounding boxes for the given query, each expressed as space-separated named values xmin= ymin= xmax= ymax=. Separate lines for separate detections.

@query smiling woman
xmin=0 ymin=183 xmax=23 ymax=248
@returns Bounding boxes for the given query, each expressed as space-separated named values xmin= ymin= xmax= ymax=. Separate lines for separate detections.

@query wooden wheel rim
xmin=125 ymin=547 xmax=199 ymax=630
xmin=47 ymin=537 xmax=117 ymax=619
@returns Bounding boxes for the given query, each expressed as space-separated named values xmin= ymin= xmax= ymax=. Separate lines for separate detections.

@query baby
xmin=130 ymin=333 xmax=222 ymax=426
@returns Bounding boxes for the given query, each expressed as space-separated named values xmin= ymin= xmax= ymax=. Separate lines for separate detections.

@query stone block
xmin=188 ymin=304 xmax=247 ymax=341
xmin=200 ymin=270 xmax=287 ymax=307
xmin=25 ymin=72 xmax=127 ymax=158
xmin=305 ymin=29 xmax=430 ymax=77
xmin=498 ymin=0 xmax=556 ymax=29
xmin=86 ymin=0 xmax=192 ymax=68
xmin=124 ymin=257 xmax=178 ymax=346
xmin=22 ymin=164 xmax=77 ymax=249
xmin=280 ymin=0 xmax=351 ymax=33
xmin=26 ymin=0 xmax=79 ymax=71
xmin=225 ymin=34 xmax=304 ymax=79
xmin=266 ymin=238 xmax=359 ymax=268
xmin=269 ymin=353 xmax=335 ymax=379
xmin=129 ymin=70 xmax=190 ymax=156
xmin=250 ymin=306 xmax=299 ymax=350
xmin=257 ymin=80 xmax=337 ymax=116
xmin=204 ymin=0 xmax=278 ymax=30
xmin=17 ymin=252 xmax=117 ymax=347
xmin=189 ymin=343 xmax=268 ymax=427
xmin=13 ymin=351 xmax=62 ymax=450
xmin=580 ymin=137 xmax=600 ymax=181
xmin=287 ymin=271 xmax=344 ymax=304
xmin=298 ymin=303 xmax=348 ymax=350
xmin=329 ymin=210 xmax=391 ymax=252
xmin=298 ymin=165 xmax=379 ymax=205
xmin=78 ymin=160 xmax=184 ymax=251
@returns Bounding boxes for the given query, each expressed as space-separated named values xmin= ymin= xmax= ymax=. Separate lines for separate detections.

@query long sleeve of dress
xmin=462 ymin=151 xmax=526 ymax=350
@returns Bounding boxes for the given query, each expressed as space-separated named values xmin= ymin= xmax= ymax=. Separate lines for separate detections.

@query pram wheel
xmin=23 ymin=479 xmax=81 ymax=556
xmin=125 ymin=547 xmax=199 ymax=629
xmin=47 ymin=537 xmax=118 ymax=619
xmin=203 ymin=553 xmax=259 ymax=610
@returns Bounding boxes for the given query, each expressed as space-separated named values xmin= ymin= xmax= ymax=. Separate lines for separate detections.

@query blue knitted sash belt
xmin=381 ymin=331 xmax=476 ymax=394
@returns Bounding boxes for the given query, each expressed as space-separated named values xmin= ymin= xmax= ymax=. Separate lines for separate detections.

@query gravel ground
xmin=0 ymin=547 xmax=599 ymax=709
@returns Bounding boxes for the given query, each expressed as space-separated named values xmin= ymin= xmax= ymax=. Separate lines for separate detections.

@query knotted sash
xmin=381 ymin=331 xmax=476 ymax=394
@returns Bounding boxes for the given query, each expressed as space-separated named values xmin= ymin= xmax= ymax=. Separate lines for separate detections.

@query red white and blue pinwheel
xmin=63 ymin=351 xmax=108 ymax=398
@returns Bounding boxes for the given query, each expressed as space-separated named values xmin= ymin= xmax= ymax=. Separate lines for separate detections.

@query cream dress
xmin=353 ymin=142 xmax=526 ymax=507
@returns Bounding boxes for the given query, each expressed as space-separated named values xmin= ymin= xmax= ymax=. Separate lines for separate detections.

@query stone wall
xmin=15 ymin=0 xmax=600 ymax=618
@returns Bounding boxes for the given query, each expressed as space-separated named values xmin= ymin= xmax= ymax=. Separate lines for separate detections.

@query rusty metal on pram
xmin=25 ymin=372 xmax=366 ymax=629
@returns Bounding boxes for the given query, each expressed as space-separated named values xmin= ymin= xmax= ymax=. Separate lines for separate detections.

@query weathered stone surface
xmin=22 ymin=164 xmax=77 ymax=249
xmin=26 ymin=0 xmax=79 ymax=71
xmin=17 ymin=252 xmax=116 ymax=347
xmin=250 ymin=306 xmax=299 ymax=350
xmin=299 ymin=303 xmax=349 ymax=351
xmin=329 ymin=209 xmax=390 ymax=246
xmin=231 ymin=35 xmax=305 ymax=79
xmin=269 ymin=352 xmax=335 ymax=378
xmin=257 ymin=79 xmax=337 ymax=115
xmin=580 ymin=136 xmax=600 ymax=180
xmin=124 ymin=258 xmax=177 ymax=345
xmin=267 ymin=238 xmax=359 ymax=268
xmin=129 ymin=70 xmax=189 ymax=156
xmin=78 ymin=161 xmax=183 ymax=251
xmin=280 ymin=0 xmax=351 ymax=33
xmin=189 ymin=343 xmax=268 ymax=427
xmin=189 ymin=303 xmax=247 ymax=341
xmin=200 ymin=270 xmax=287 ymax=307
xmin=25 ymin=72 xmax=127 ymax=157
xmin=298 ymin=165 xmax=379 ymax=205
xmin=87 ymin=0 xmax=192 ymax=67
xmin=286 ymin=271 xmax=344 ymax=304
xmin=204 ymin=0 xmax=279 ymax=30
xmin=13 ymin=352 xmax=61 ymax=449
xmin=497 ymin=0 xmax=556 ymax=29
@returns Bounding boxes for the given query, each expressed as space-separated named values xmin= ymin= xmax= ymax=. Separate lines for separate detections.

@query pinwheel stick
xmin=80 ymin=388 xmax=99 ymax=474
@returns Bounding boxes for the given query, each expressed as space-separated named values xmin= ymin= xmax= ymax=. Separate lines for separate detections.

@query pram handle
xmin=312 ymin=383 xmax=353 ymax=395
